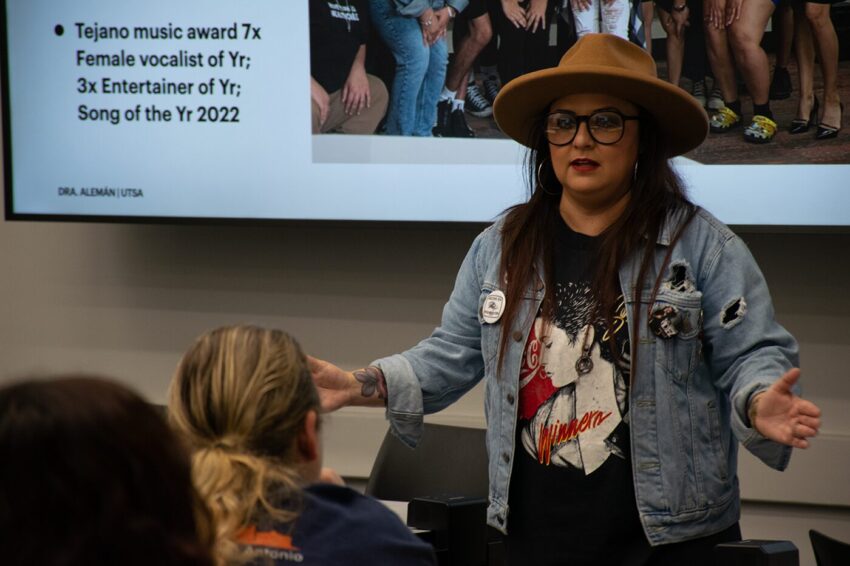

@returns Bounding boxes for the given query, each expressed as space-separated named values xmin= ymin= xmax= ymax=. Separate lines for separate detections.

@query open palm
xmin=753 ymin=368 xmax=822 ymax=449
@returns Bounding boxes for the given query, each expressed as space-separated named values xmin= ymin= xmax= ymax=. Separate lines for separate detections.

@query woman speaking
xmin=310 ymin=33 xmax=822 ymax=566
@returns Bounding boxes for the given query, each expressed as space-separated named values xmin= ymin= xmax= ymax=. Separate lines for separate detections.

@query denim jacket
xmin=373 ymin=207 xmax=798 ymax=545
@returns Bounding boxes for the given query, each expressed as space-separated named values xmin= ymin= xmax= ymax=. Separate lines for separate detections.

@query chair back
xmin=365 ymin=423 xmax=488 ymax=501
xmin=810 ymin=529 xmax=850 ymax=566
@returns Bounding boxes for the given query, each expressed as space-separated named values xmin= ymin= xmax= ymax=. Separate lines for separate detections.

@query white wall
xmin=1 ymin=218 xmax=848 ymax=565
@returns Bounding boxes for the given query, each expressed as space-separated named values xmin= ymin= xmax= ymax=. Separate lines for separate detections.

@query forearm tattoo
xmin=353 ymin=366 xmax=388 ymax=402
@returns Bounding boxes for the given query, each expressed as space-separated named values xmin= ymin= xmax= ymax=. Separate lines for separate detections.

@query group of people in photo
xmin=310 ymin=0 xmax=844 ymax=144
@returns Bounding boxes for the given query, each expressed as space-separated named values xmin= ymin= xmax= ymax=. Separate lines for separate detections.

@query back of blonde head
xmin=168 ymin=325 xmax=320 ymax=564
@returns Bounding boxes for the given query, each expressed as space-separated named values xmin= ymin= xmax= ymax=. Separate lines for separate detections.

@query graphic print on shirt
xmin=327 ymin=1 xmax=360 ymax=24
xmin=518 ymin=282 xmax=629 ymax=474
xmin=237 ymin=525 xmax=304 ymax=563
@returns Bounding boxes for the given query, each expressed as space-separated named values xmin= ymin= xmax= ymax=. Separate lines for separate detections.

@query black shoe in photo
xmin=465 ymin=83 xmax=493 ymax=118
xmin=450 ymin=108 xmax=475 ymax=138
xmin=483 ymin=76 xmax=500 ymax=105
xmin=432 ymin=99 xmax=453 ymax=137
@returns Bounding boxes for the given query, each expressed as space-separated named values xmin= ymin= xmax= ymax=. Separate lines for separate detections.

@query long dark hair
xmin=0 ymin=376 xmax=215 ymax=566
xmin=497 ymin=110 xmax=696 ymax=375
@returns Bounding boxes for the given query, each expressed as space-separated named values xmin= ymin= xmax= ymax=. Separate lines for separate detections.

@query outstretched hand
xmin=752 ymin=368 xmax=822 ymax=449
xmin=307 ymin=355 xmax=355 ymax=413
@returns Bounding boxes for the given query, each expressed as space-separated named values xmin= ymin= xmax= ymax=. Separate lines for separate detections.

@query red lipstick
xmin=570 ymin=158 xmax=600 ymax=172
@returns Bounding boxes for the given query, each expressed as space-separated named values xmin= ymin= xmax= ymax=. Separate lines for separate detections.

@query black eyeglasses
xmin=545 ymin=109 xmax=640 ymax=146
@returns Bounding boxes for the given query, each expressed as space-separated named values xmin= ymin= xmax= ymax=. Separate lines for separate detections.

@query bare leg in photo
xmin=658 ymin=7 xmax=685 ymax=85
xmin=435 ymin=11 xmax=493 ymax=136
xmin=704 ymin=24 xmax=738 ymax=107
xmin=728 ymin=0 xmax=775 ymax=112
xmin=446 ymin=14 xmax=494 ymax=93
xmin=775 ymin=2 xmax=793 ymax=69
xmin=792 ymin=1 xmax=816 ymax=125
xmin=768 ymin=1 xmax=794 ymax=99
xmin=805 ymin=2 xmax=842 ymax=130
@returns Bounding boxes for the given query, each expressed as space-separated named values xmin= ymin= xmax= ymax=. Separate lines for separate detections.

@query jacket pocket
xmin=650 ymin=287 xmax=703 ymax=383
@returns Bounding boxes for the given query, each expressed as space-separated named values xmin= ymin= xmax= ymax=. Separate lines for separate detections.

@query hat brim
xmin=493 ymin=65 xmax=709 ymax=156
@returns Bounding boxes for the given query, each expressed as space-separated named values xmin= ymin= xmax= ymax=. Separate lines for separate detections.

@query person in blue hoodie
xmin=168 ymin=325 xmax=436 ymax=566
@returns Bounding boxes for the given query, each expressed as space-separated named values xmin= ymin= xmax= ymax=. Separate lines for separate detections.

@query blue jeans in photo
xmin=369 ymin=1 xmax=448 ymax=136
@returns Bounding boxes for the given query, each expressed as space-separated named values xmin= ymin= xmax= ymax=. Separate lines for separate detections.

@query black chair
xmin=366 ymin=423 xmax=500 ymax=566
xmin=809 ymin=529 xmax=850 ymax=566
xmin=365 ymin=423 xmax=488 ymax=501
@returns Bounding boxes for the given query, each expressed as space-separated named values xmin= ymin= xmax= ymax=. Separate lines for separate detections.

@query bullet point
xmin=54 ymin=24 xmax=64 ymax=36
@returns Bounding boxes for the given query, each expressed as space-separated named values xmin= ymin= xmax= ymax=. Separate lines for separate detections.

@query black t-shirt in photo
xmin=309 ymin=0 xmax=369 ymax=94
xmin=505 ymin=218 xmax=646 ymax=565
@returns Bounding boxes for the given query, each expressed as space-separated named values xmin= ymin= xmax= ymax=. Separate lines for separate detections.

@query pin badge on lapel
xmin=649 ymin=305 xmax=680 ymax=339
xmin=482 ymin=290 xmax=506 ymax=324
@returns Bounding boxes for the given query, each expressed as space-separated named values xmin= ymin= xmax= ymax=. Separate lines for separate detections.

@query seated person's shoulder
xmin=242 ymin=484 xmax=436 ymax=565
xmin=300 ymin=483 xmax=422 ymax=538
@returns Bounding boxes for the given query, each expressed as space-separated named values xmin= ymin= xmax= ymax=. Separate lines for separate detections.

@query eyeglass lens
xmin=545 ymin=111 xmax=626 ymax=145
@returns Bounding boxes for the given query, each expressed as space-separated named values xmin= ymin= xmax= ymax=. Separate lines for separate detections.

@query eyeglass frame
xmin=544 ymin=109 xmax=641 ymax=146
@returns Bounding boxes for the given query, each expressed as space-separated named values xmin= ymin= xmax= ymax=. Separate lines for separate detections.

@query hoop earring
xmin=537 ymin=159 xmax=561 ymax=197
xmin=633 ymin=159 xmax=639 ymax=185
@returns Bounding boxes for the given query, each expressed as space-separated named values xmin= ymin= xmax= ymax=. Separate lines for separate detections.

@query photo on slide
xmin=308 ymin=0 xmax=850 ymax=165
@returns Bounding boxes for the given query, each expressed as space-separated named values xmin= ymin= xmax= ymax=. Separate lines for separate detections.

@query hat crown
xmin=558 ymin=33 xmax=657 ymax=80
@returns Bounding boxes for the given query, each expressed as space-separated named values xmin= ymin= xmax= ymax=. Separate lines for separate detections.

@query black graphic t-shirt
xmin=309 ymin=0 xmax=368 ymax=93
xmin=506 ymin=219 xmax=645 ymax=565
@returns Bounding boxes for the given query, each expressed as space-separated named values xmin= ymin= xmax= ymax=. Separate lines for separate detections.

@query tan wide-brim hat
xmin=493 ymin=33 xmax=709 ymax=156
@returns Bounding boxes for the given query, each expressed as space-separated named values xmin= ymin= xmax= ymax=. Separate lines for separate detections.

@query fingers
xmin=710 ymin=7 xmax=723 ymax=28
xmin=774 ymin=367 xmax=801 ymax=394
xmin=342 ymin=90 xmax=352 ymax=116
xmin=796 ymin=399 xmax=822 ymax=421
xmin=508 ymin=9 xmax=527 ymax=28
xmin=345 ymin=89 xmax=363 ymax=115
xmin=307 ymin=354 xmax=325 ymax=373
xmin=797 ymin=413 xmax=821 ymax=430
xmin=790 ymin=404 xmax=822 ymax=449
xmin=795 ymin=423 xmax=819 ymax=438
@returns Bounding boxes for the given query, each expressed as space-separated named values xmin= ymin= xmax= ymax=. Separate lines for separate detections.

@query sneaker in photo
xmin=692 ymin=79 xmax=707 ymax=108
xmin=483 ymin=76 xmax=500 ymax=105
xmin=707 ymin=87 xmax=724 ymax=111
xmin=743 ymin=114 xmax=777 ymax=144
xmin=465 ymin=82 xmax=493 ymax=118
xmin=709 ymin=106 xmax=742 ymax=133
